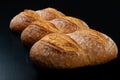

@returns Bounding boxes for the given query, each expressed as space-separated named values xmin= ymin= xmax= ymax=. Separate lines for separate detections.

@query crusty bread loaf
xmin=10 ymin=10 xmax=42 ymax=33
xmin=10 ymin=8 xmax=65 ymax=33
xmin=9 ymin=7 xmax=118 ymax=69
xmin=30 ymin=29 xmax=118 ymax=69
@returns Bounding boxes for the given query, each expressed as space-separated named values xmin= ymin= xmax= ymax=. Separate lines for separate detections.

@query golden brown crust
xmin=67 ymin=29 xmax=118 ymax=65
xmin=30 ymin=29 xmax=118 ymax=69
xmin=30 ymin=33 xmax=89 ymax=69
xmin=40 ymin=33 xmax=81 ymax=53
xmin=23 ymin=10 xmax=42 ymax=21
xmin=44 ymin=7 xmax=65 ymax=17
xmin=63 ymin=16 xmax=89 ymax=29
xmin=21 ymin=21 xmax=60 ymax=46
xmin=49 ymin=18 xmax=79 ymax=33
xmin=36 ymin=7 xmax=65 ymax=21
xmin=10 ymin=10 xmax=42 ymax=33
xmin=31 ymin=21 xmax=59 ymax=32
xmin=36 ymin=10 xmax=57 ymax=21
xmin=9 ymin=7 xmax=118 ymax=69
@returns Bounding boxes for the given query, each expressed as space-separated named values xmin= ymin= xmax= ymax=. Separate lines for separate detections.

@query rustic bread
xmin=9 ymin=7 xmax=118 ymax=69
xmin=30 ymin=29 xmax=118 ymax=69
xmin=10 ymin=10 xmax=42 ymax=33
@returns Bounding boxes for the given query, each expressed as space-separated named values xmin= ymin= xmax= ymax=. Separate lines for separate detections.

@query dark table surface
xmin=0 ymin=0 xmax=120 ymax=80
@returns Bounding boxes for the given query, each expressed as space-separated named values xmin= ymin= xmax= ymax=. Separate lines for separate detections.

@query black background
xmin=0 ymin=0 xmax=120 ymax=80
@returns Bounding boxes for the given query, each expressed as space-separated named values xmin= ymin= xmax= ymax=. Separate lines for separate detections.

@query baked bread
xmin=30 ymin=29 xmax=118 ymax=69
xmin=10 ymin=8 xmax=65 ymax=33
xmin=10 ymin=10 xmax=42 ymax=33
xmin=9 ymin=7 xmax=118 ymax=69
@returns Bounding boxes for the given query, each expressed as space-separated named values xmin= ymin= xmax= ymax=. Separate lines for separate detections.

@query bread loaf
xmin=10 ymin=8 xmax=65 ymax=33
xmin=30 ymin=29 xmax=118 ymax=69
xmin=9 ymin=7 xmax=118 ymax=69
xmin=10 ymin=10 xmax=42 ymax=33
